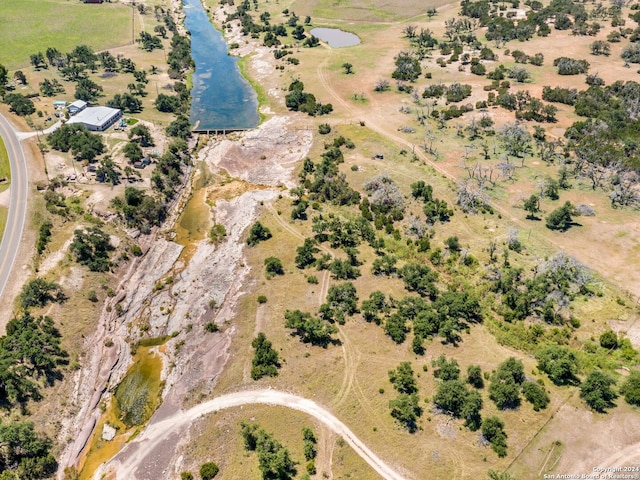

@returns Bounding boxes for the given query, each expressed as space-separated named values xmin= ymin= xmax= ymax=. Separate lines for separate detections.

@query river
xmin=183 ymin=0 xmax=259 ymax=131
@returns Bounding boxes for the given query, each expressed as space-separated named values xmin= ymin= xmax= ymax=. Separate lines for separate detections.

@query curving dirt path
xmin=97 ymin=389 xmax=408 ymax=480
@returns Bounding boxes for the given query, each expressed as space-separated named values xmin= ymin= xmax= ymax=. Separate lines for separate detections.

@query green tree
xmin=295 ymin=238 xmax=318 ymax=268
xmin=247 ymin=222 xmax=272 ymax=246
xmin=398 ymin=263 xmax=438 ymax=299
xmin=523 ymin=194 xmax=540 ymax=219
xmin=392 ymin=51 xmax=422 ymax=81
xmin=482 ymin=416 xmax=508 ymax=457
xmin=522 ymin=381 xmax=549 ymax=411
xmin=389 ymin=393 xmax=422 ymax=432
xmin=0 ymin=422 xmax=57 ymax=479
xmin=19 ymin=278 xmax=65 ymax=309
xmin=123 ymin=141 xmax=144 ymax=163
xmin=536 ymin=345 xmax=580 ymax=386
xmin=342 ymin=62 xmax=354 ymax=74
xmin=128 ymin=124 xmax=154 ymax=146
xmin=4 ymin=94 xmax=35 ymax=116
xmin=580 ymin=370 xmax=617 ymax=412
xmin=467 ymin=365 xmax=484 ymax=388
xmin=389 ymin=362 xmax=418 ymax=394
xmin=461 ymin=389 xmax=483 ymax=431
xmin=433 ymin=355 xmax=460 ymax=381
xmin=302 ymin=427 xmax=317 ymax=461
xmin=240 ymin=423 xmax=297 ymax=480
xmin=74 ymin=78 xmax=103 ymax=102
xmin=434 ymin=379 xmax=469 ymax=415
xmin=545 ymin=201 xmax=577 ymax=231
xmin=70 ymin=227 xmax=114 ymax=272
xmin=284 ymin=310 xmax=338 ymax=347
xmin=251 ymin=333 xmax=280 ymax=380
xmin=111 ymin=187 xmax=166 ymax=233
xmin=264 ymin=257 xmax=284 ymax=277
xmin=0 ymin=312 xmax=67 ymax=406
xmin=489 ymin=358 xmax=524 ymax=409
xmin=166 ymin=115 xmax=192 ymax=139
xmin=620 ymin=371 xmax=640 ymax=406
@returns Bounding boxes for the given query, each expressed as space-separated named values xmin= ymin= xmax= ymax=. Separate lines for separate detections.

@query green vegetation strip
xmin=0 ymin=135 xmax=10 ymax=183
xmin=0 ymin=0 xmax=132 ymax=69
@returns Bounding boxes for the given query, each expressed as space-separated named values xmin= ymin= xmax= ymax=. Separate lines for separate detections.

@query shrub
xmin=318 ymin=123 xmax=331 ymax=134
xmin=599 ymin=330 xmax=619 ymax=349
xmin=257 ymin=295 xmax=268 ymax=304
xmin=199 ymin=462 xmax=219 ymax=480
xmin=264 ymin=257 xmax=284 ymax=277
xmin=622 ymin=43 xmax=640 ymax=64
xmin=553 ymin=57 xmax=590 ymax=75
xmin=620 ymin=371 xmax=640 ymax=406
xmin=205 ymin=322 xmax=219 ymax=333
xmin=247 ymin=222 xmax=272 ymax=246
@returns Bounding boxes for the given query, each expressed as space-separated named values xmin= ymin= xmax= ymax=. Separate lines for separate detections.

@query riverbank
xmin=60 ymin=2 xmax=316 ymax=477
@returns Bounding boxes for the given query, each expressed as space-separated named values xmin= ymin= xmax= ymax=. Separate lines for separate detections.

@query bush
xmin=264 ymin=257 xmax=284 ymax=277
xmin=553 ymin=57 xmax=590 ymax=75
xmin=622 ymin=43 xmax=640 ymax=64
xmin=318 ymin=123 xmax=331 ymax=134
xmin=181 ymin=473 xmax=194 ymax=480
xmin=620 ymin=371 xmax=640 ymax=406
xmin=247 ymin=222 xmax=272 ymax=246
xmin=209 ymin=224 xmax=227 ymax=244
xmin=199 ymin=462 xmax=219 ymax=480
xmin=257 ymin=295 xmax=268 ymax=304
xmin=205 ymin=322 xmax=219 ymax=333
xmin=599 ymin=330 xmax=619 ymax=349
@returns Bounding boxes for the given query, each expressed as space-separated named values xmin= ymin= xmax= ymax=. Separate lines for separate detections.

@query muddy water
xmin=310 ymin=27 xmax=361 ymax=47
xmin=175 ymin=162 xmax=214 ymax=268
xmin=78 ymin=345 xmax=164 ymax=479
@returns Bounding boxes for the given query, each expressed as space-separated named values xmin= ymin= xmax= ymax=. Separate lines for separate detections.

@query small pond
xmin=310 ymin=28 xmax=361 ymax=48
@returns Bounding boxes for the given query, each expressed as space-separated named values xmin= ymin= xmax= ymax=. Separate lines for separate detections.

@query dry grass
xmin=180 ymin=111 xmax=633 ymax=477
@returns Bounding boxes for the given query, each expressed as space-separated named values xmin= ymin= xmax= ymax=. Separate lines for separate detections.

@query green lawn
xmin=0 ymin=0 xmax=132 ymax=70
xmin=0 ymin=136 xmax=9 ymax=183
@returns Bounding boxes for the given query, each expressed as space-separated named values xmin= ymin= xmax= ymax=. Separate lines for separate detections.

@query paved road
xmin=0 ymin=112 xmax=28 ymax=304
xmin=98 ymin=389 xmax=408 ymax=480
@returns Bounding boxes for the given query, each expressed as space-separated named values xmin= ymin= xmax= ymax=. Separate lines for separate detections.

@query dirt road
xmin=97 ymin=389 xmax=408 ymax=480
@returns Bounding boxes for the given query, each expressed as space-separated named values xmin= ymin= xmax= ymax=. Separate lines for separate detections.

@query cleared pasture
xmin=0 ymin=0 xmax=132 ymax=69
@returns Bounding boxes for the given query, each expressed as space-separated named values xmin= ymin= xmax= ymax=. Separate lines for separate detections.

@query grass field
xmin=0 ymin=136 xmax=10 ymax=183
xmin=0 ymin=0 xmax=132 ymax=70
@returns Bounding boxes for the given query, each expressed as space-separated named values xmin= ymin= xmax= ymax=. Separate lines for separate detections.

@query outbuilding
xmin=67 ymin=106 xmax=122 ymax=132
xmin=67 ymin=100 xmax=87 ymax=115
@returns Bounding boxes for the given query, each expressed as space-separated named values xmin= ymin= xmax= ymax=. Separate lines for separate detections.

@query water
xmin=310 ymin=28 xmax=361 ymax=48
xmin=184 ymin=0 xmax=259 ymax=130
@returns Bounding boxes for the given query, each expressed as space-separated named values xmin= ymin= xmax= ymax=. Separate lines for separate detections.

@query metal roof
xmin=67 ymin=106 xmax=121 ymax=128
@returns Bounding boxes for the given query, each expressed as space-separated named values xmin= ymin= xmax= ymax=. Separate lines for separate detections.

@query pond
xmin=183 ymin=0 xmax=259 ymax=131
xmin=309 ymin=28 xmax=361 ymax=48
